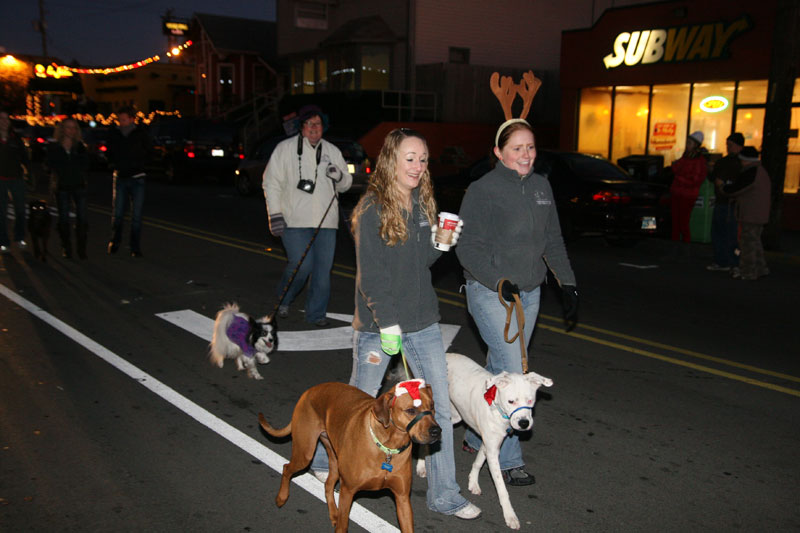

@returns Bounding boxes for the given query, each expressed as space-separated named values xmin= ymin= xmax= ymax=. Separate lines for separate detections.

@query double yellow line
xmin=110 ymin=207 xmax=800 ymax=398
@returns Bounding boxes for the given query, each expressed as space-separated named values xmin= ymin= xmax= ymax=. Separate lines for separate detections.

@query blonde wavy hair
xmin=54 ymin=118 xmax=83 ymax=144
xmin=352 ymin=128 xmax=437 ymax=246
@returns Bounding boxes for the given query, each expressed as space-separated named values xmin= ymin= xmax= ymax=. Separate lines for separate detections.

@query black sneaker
xmin=502 ymin=467 xmax=535 ymax=486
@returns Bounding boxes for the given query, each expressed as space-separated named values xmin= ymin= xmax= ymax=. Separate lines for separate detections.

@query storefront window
xmin=649 ymin=84 xmax=690 ymax=166
xmin=736 ymin=80 xmax=767 ymax=104
xmin=690 ymin=81 xmax=735 ymax=154
xmin=786 ymin=108 xmax=800 ymax=193
xmin=302 ymin=59 xmax=315 ymax=94
xmin=577 ymin=87 xmax=612 ymax=157
xmin=611 ymin=86 xmax=649 ymax=164
xmin=793 ymin=78 xmax=800 ymax=103
xmin=735 ymin=108 xmax=764 ymax=150
xmin=317 ymin=58 xmax=328 ymax=92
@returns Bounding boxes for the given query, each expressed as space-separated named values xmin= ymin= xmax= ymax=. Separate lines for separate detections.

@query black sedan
xmin=434 ymin=150 xmax=669 ymax=244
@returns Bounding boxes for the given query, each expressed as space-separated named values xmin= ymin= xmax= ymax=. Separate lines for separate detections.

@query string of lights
xmin=52 ymin=40 xmax=193 ymax=76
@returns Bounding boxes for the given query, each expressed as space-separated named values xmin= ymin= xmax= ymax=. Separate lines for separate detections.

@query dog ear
xmin=372 ymin=392 xmax=393 ymax=428
xmin=525 ymin=371 xmax=553 ymax=388
xmin=487 ymin=372 xmax=513 ymax=390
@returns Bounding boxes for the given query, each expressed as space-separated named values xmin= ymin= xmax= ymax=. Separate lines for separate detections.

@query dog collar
xmin=369 ymin=420 xmax=410 ymax=456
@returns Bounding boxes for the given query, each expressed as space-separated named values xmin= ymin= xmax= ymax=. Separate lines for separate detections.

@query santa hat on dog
xmin=395 ymin=379 xmax=426 ymax=407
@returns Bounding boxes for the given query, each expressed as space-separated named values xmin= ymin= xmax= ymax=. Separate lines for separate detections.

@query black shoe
xmin=107 ymin=242 xmax=119 ymax=254
xmin=277 ymin=305 xmax=289 ymax=319
xmin=502 ymin=467 xmax=535 ymax=486
xmin=131 ymin=250 xmax=143 ymax=258
xmin=312 ymin=318 xmax=329 ymax=327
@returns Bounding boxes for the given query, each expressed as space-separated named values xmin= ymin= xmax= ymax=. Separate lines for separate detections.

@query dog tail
xmin=209 ymin=303 xmax=238 ymax=367
xmin=258 ymin=412 xmax=292 ymax=437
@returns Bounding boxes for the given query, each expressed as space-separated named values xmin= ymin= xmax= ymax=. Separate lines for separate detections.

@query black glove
xmin=561 ymin=285 xmax=579 ymax=332
xmin=498 ymin=279 xmax=520 ymax=302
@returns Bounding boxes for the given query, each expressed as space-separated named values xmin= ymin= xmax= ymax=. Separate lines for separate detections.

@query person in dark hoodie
xmin=47 ymin=118 xmax=90 ymax=259
xmin=456 ymin=118 xmax=578 ymax=487
xmin=0 ymin=108 xmax=30 ymax=254
xmin=309 ymin=128 xmax=481 ymax=521
xmin=722 ymin=146 xmax=771 ymax=280
xmin=106 ymin=106 xmax=149 ymax=257
xmin=706 ymin=132 xmax=744 ymax=271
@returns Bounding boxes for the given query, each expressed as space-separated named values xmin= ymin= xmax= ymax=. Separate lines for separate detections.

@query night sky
xmin=0 ymin=1 xmax=276 ymax=66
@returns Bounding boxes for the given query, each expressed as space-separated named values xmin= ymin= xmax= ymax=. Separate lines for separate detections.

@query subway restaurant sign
xmin=603 ymin=15 xmax=751 ymax=69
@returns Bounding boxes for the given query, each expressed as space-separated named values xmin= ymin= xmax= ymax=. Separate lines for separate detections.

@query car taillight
xmin=592 ymin=191 xmax=631 ymax=204
xmin=36 ymin=137 xmax=46 ymax=144
xmin=365 ymin=166 xmax=372 ymax=174
xmin=99 ymin=144 xmax=107 ymax=152
xmin=239 ymin=153 xmax=245 ymax=159
xmin=184 ymin=144 xmax=195 ymax=158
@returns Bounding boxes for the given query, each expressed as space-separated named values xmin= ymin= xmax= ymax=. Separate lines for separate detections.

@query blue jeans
xmin=276 ymin=228 xmax=336 ymax=323
xmin=0 ymin=178 xmax=26 ymax=245
xmin=463 ymin=279 xmax=541 ymax=470
xmin=711 ymin=202 xmax=738 ymax=267
xmin=311 ymin=324 xmax=471 ymax=515
xmin=110 ymin=176 xmax=145 ymax=252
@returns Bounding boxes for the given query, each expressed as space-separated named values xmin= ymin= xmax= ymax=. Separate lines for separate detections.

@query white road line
xmin=0 ymin=283 xmax=399 ymax=533
xmin=157 ymin=309 xmax=461 ymax=352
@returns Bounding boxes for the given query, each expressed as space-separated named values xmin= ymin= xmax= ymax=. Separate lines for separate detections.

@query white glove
xmin=430 ymin=219 xmax=464 ymax=247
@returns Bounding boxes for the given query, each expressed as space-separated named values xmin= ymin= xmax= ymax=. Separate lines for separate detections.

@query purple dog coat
xmin=226 ymin=315 xmax=256 ymax=357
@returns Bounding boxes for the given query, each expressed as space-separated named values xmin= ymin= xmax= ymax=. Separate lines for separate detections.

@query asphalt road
xmin=1 ymin=170 xmax=799 ymax=532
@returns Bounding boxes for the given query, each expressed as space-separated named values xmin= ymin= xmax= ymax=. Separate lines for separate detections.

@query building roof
xmin=193 ymin=12 xmax=277 ymax=63
xmin=320 ymin=15 xmax=397 ymax=47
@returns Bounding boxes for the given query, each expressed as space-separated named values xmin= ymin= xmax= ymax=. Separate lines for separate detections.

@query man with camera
xmin=263 ymin=104 xmax=352 ymax=326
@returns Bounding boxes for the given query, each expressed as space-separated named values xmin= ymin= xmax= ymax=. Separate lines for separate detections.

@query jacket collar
xmin=494 ymin=160 xmax=535 ymax=182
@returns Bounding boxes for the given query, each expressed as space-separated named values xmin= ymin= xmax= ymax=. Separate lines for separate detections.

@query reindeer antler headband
xmin=491 ymin=70 xmax=542 ymax=147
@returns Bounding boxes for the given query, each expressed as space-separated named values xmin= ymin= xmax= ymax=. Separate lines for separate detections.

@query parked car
xmin=434 ymin=150 xmax=669 ymax=244
xmin=81 ymin=126 xmax=111 ymax=169
xmin=234 ymin=135 xmax=371 ymax=197
xmin=16 ymin=124 xmax=55 ymax=162
xmin=147 ymin=118 xmax=244 ymax=183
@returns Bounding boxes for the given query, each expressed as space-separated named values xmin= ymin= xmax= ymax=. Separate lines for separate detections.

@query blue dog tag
xmin=381 ymin=462 xmax=393 ymax=472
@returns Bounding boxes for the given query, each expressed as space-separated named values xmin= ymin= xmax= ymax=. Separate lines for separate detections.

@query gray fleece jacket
xmin=352 ymin=191 xmax=442 ymax=333
xmin=456 ymin=162 xmax=576 ymax=291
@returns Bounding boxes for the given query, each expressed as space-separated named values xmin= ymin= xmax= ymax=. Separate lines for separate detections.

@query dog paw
xmin=468 ymin=481 xmax=482 ymax=495
xmin=505 ymin=513 xmax=521 ymax=530
xmin=415 ymin=459 xmax=427 ymax=478
xmin=255 ymin=353 xmax=270 ymax=364
xmin=247 ymin=370 xmax=264 ymax=380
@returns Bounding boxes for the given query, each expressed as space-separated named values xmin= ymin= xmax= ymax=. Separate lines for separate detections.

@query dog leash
xmin=497 ymin=278 xmax=528 ymax=374
xmin=270 ymin=188 xmax=339 ymax=321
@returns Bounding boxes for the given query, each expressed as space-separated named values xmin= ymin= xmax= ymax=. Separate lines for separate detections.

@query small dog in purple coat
xmin=209 ymin=303 xmax=275 ymax=380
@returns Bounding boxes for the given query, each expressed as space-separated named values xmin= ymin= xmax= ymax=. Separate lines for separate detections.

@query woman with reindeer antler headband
xmin=455 ymin=72 xmax=578 ymax=487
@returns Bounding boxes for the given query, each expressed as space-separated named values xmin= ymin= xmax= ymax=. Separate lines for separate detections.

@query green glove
xmin=379 ymin=325 xmax=402 ymax=355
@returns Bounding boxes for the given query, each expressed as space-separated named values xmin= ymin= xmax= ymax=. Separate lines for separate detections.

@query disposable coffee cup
xmin=434 ymin=212 xmax=460 ymax=251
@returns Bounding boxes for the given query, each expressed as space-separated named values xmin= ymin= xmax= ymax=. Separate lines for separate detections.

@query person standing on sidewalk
xmin=263 ymin=105 xmax=352 ymax=326
xmin=0 ymin=108 xmax=30 ymax=254
xmin=706 ymin=132 xmax=744 ymax=271
xmin=107 ymin=106 xmax=150 ymax=258
xmin=722 ymin=146 xmax=771 ymax=280
xmin=670 ymin=131 xmax=708 ymax=244
xmin=47 ymin=118 xmax=90 ymax=259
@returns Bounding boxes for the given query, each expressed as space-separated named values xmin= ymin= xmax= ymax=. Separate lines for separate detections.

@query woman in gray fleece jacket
xmin=310 ymin=128 xmax=481 ymax=520
xmin=456 ymin=119 xmax=578 ymax=486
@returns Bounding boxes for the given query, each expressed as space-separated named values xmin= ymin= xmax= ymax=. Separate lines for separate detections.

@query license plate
xmin=641 ymin=216 xmax=656 ymax=230
xmin=211 ymin=148 xmax=224 ymax=157
xmin=347 ymin=163 xmax=355 ymax=174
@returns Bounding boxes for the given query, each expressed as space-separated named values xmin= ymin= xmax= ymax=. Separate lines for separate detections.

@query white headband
xmin=495 ymin=118 xmax=531 ymax=148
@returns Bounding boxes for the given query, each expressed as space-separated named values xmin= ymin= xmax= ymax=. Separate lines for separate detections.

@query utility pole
xmin=37 ymin=0 xmax=48 ymax=57
xmin=762 ymin=0 xmax=800 ymax=250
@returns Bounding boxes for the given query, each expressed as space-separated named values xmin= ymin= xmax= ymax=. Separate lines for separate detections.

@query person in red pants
xmin=670 ymin=131 xmax=708 ymax=243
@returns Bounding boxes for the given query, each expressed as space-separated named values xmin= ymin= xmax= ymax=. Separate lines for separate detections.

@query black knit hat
xmin=727 ymin=132 xmax=745 ymax=147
